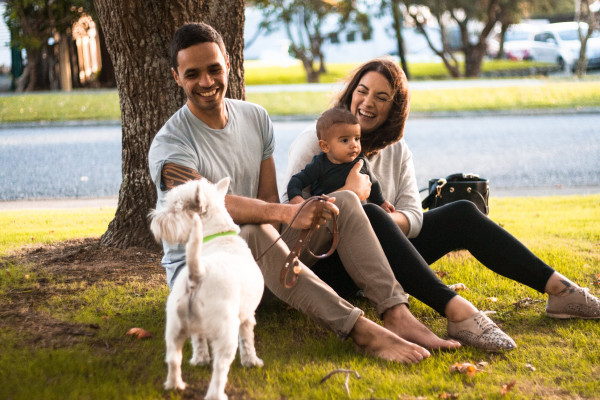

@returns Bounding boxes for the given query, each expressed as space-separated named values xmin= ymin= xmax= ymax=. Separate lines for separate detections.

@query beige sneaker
xmin=447 ymin=311 xmax=516 ymax=352
xmin=546 ymin=287 xmax=600 ymax=319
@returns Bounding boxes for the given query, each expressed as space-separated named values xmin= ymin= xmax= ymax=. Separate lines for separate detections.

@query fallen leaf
xmin=476 ymin=360 xmax=489 ymax=369
xmin=434 ymin=270 xmax=448 ymax=278
xmin=125 ymin=327 xmax=152 ymax=339
xmin=438 ymin=392 xmax=458 ymax=399
xmin=24 ymin=274 xmax=30 ymax=279
xmin=449 ymin=362 xmax=477 ymax=377
xmin=486 ymin=297 xmax=498 ymax=302
xmin=525 ymin=363 xmax=536 ymax=372
xmin=501 ymin=380 xmax=517 ymax=395
xmin=5 ymin=270 xmax=11 ymax=277
xmin=448 ymin=283 xmax=467 ymax=291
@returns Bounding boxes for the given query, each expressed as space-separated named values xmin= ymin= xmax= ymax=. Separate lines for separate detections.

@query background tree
xmin=405 ymin=0 xmax=519 ymax=77
xmin=93 ymin=0 xmax=245 ymax=249
xmin=380 ymin=0 xmax=411 ymax=78
xmin=575 ymin=0 xmax=600 ymax=76
xmin=3 ymin=0 xmax=90 ymax=91
xmin=252 ymin=0 xmax=370 ymax=82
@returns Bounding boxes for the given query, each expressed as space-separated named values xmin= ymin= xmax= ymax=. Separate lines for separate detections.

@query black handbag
xmin=421 ymin=173 xmax=489 ymax=215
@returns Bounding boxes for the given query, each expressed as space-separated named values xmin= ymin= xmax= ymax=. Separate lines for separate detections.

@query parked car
xmin=487 ymin=24 xmax=539 ymax=60
xmin=530 ymin=22 xmax=600 ymax=70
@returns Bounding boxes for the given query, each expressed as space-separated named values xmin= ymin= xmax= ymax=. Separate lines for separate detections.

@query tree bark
xmin=93 ymin=0 xmax=245 ymax=249
xmin=390 ymin=0 xmax=410 ymax=79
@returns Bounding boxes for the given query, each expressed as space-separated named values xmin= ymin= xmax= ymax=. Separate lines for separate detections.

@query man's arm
xmin=161 ymin=160 xmax=338 ymax=229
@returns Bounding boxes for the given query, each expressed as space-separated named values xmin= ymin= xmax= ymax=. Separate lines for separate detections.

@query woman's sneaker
xmin=546 ymin=287 xmax=600 ymax=319
xmin=447 ymin=311 xmax=516 ymax=352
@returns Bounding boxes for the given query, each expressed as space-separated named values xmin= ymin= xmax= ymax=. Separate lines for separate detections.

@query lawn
xmin=1 ymin=59 xmax=600 ymax=123
xmin=1 ymin=194 xmax=599 ymax=399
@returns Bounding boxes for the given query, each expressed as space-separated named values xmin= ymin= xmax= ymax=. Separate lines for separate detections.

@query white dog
xmin=150 ymin=177 xmax=264 ymax=400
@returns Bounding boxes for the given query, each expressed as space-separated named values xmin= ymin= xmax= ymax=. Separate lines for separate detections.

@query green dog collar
xmin=202 ymin=230 xmax=237 ymax=243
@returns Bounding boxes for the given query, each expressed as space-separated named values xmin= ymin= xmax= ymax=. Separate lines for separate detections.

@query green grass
xmin=1 ymin=194 xmax=599 ymax=399
xmin=2 ymin=80 xmax=599 ymax=122
xmin=2 ymin=60 xmax=599 ymax=122
xmin=244 ymin=59 xmax=556 ymax=84
xmin=0 ymin=208 xmax=115 ymax=254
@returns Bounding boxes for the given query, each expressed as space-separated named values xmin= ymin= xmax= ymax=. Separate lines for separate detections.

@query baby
xmin=287 ymin=108 xmax=395 ymax=212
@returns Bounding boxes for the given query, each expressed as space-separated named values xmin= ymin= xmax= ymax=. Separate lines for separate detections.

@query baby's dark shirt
xmin=287 ymin=153 xmax=386 ymax=205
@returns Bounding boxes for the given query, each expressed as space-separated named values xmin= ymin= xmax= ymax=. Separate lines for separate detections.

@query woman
xmin=283 ymin=58 xmax=600 ymax=351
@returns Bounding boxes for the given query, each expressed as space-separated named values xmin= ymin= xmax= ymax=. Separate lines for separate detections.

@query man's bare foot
xmin=350 ymin=316 xmax=430 ymax=364
xmin=383 ymin=304 xmax=461 ymax=350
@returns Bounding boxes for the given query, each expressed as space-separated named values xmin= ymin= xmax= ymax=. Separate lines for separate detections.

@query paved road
xmin=0 ymin=112 xmax=599 ymax=208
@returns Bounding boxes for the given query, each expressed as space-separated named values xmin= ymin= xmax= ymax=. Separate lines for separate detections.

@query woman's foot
xmin=546 ymin=286 xmax=600 ymax=319
xmin=544 ymin=272 xmax=600 ymax=319
xmin=350 ymin=316 xmax=431 ymax=364
xmin=447 ymin=311 xmax=516 ymax=352
xmin=383 ymin=304 xmax=462 ymax=351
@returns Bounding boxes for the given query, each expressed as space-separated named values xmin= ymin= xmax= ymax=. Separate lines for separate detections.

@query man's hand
xmin=289 ymin=196 xmax=339 ymax=230
xmin=341 ymin=160 xmax=371 ymax=201
xmin=381 ymin=200 xmax=395 ymax=213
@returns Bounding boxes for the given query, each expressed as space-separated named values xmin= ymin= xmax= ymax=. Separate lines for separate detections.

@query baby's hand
xmin=381 ymin=201 xmax=395 ymax=213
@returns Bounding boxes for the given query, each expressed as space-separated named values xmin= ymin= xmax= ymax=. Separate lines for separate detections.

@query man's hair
xmin=170 ymin=23 xmax=227 ymax=71
xmin=316 ymin=107 xmax=359 ymax=141
xmin=335 ymin=57 xmax=410 ymax=156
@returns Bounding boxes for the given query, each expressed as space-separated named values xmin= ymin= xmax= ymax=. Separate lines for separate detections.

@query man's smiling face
xmin=172 ymin=42 xmax=230 ymax=120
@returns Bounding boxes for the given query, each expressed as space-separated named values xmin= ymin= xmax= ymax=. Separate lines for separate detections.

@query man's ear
xmin=318 ymin=139 xmax=330 ymax=153
xmin=171 ymin=68 xmax=183 ymax=87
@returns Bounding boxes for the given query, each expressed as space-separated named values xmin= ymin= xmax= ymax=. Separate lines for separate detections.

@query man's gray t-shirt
xmin=148 ymin=98 xmax=275 ymax=287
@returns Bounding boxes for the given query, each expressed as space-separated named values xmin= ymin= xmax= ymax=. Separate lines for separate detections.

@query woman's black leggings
xmin=311 ymin=200 xmax=555 ymax=317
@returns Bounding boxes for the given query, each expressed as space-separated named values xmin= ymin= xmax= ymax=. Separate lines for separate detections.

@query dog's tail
xmin=185 ymin=214 xmax=205 ymax=283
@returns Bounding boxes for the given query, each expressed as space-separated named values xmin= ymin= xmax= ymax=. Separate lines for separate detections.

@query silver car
xmin=530 ymin=22 xmax=600 ymax=70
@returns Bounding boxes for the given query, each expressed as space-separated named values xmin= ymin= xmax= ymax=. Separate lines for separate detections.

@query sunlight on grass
xmin=2 ymin=67 xmax=599 ymax=122
xmin=0 ymin=195 xmax=599 ymax=399
xmin=0 ymin=207 xmax=115 ymax=254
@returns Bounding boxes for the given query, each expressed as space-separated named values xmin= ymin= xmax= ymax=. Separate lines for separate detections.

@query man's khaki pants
xmin=241 ymin=190 xmax=408 ymax=339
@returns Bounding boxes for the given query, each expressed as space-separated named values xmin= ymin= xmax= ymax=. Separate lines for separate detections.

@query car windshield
xmin=505 ymin=31 xmax=531 ymax=41
xmin=556 ymin=28 xmax=599 ymax=40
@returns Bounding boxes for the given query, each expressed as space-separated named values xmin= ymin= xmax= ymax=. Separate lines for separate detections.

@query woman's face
xmin=350 ymin=71 xmax=394 ymax=134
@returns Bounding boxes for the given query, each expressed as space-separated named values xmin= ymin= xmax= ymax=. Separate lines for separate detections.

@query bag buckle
xmin=435 ymin=178 xmax=447 ymax=198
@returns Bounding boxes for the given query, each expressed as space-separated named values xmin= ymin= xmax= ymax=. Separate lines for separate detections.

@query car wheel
xmin=557 ymin=56 xmax=566 ymax=70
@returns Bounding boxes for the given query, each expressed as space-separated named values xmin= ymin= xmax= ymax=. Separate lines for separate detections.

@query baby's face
xmin=322 ymin=123 xmax=361 ymax=164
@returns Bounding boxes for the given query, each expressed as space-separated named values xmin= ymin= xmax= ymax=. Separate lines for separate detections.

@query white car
xmin=487 ymin=24 xmax=539 ymax=60
xmin=530 ymin=22 xmax=600 ymax=70
xmin=501 ymin=28 xmax=536 ymax=60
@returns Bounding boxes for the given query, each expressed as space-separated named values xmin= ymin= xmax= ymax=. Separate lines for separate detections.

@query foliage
xmin=251 ymin=0 xmax=370 ymax=82
xmin=3 ymin=0 xmax=90 ymax=50
xmin=1 ymin=195 xmax=599 ymax=398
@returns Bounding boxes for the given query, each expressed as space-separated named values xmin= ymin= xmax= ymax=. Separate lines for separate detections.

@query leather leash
xmin=254 ymin=195 xmax=339 ymax=289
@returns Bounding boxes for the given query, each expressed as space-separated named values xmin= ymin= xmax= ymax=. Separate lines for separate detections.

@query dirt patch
xmin=1 ymin=238 xmax=164 ymax=348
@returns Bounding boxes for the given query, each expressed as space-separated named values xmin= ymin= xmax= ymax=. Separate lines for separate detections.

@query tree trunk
xmin=93 ymin=0 xmax=245 ymax=249
xmin=464 ymin=43 xmax=487 ymax=77
xmin=390 ymin=0 xmax=410 ymax=79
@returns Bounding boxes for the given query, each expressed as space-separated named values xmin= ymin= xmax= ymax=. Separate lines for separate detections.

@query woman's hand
xmin=340 ymin=160 xmax=372 ymax=201
xmin=381 ymin=200 xmax=395 ymax=213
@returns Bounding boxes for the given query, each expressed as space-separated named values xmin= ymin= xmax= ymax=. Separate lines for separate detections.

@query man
xmin=149 ymin=22 xmax=458 ymax=364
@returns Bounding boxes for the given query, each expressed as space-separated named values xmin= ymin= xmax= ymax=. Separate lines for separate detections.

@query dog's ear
xmin=149 ymin=209 xmax=190 ymax=245
xmin=215 ymin=177 xmax=230 ymax=197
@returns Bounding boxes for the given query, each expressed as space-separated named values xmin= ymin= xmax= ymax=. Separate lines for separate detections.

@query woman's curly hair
xmin=334 ymin=57 xmax=410 ymax=157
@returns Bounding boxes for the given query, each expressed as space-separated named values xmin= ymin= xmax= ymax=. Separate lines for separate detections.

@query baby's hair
xmin=316 ymin=108 xmax=359 ymax=141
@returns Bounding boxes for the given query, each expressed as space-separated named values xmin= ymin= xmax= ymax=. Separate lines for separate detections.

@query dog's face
xmin=149 ymin=177 xmax=230 ymax=245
